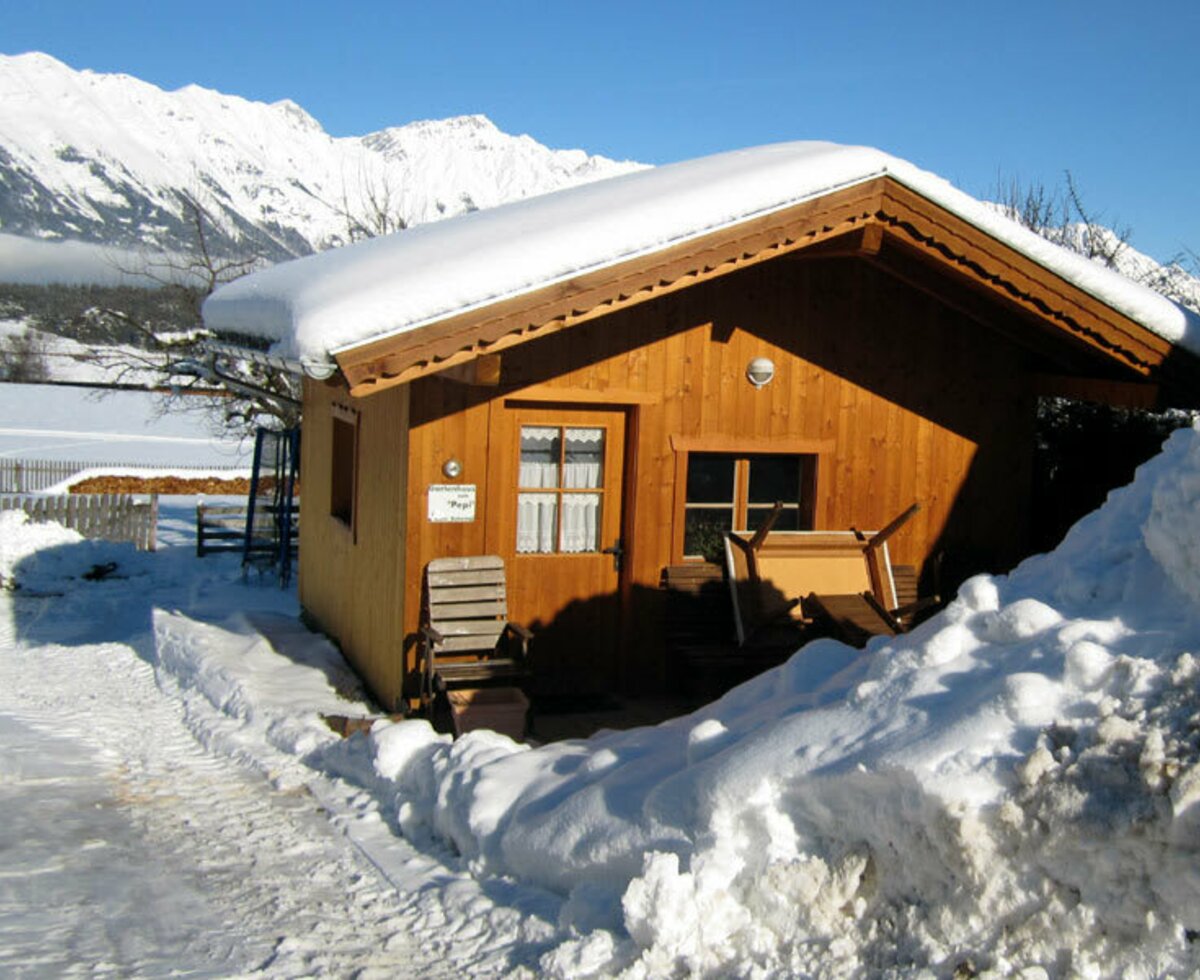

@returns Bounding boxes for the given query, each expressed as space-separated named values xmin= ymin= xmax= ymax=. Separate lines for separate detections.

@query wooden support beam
xmin=1033 ymin=374 xmax=1160 ymax=409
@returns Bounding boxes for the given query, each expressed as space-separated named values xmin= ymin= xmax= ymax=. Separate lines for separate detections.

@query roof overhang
xmin=332 ymin=175 xmax=1190 ymax=400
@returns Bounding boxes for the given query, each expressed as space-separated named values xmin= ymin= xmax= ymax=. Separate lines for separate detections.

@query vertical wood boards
xmin=298 ymin=376 xmax=410 ymax=708
xmin=304 ymin=257 xmax=1048 ymax=705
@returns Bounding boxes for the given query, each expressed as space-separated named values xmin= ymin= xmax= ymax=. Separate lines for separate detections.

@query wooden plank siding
xmin=291 ymin=256 xmax=1040 ymax=707
xmin=271 ymin=170 xmax=1200 ymax=712
xmin=298 ymin=375 xmax=411 ymax=707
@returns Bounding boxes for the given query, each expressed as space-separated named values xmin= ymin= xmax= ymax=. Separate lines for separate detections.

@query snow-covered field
xmin=3 ymin=404 xmax=1200 ymax=975
xmin=0 ymin=382 xmax=251 ymax=468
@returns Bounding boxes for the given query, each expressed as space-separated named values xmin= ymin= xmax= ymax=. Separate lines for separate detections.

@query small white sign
xmin=428 ymin=484 xmax=476 ymax=522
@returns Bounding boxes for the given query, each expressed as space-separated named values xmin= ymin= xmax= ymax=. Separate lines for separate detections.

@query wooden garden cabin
xmin=203 ymin=143 xmax=1200 ymax=711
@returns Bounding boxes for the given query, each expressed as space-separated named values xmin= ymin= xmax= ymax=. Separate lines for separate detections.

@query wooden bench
xmin=661 ymin=562 xmax=793 ymax=701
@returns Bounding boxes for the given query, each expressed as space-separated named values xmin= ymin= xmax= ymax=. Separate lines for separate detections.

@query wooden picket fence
xmin=0 ymin=459 xmax=90 ymax=493
xmin=1 ymin=493 xmax=158 ymax=551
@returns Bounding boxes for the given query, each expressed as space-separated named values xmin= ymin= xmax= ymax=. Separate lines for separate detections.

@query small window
xmin=516 ymin=425 xmax=605 ymax=553
xmin=330 ymin=405 xmax=358 ymax=529
xmin=683 ymin=452 xmax=816 ymax=559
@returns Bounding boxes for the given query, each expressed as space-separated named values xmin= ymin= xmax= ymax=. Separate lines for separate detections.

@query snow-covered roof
xmin=202 ymin=141 xmax=1200 ymax=369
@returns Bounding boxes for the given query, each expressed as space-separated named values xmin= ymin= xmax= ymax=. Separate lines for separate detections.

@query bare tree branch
xmin=78 ymin=189 xmax=300 ymax=436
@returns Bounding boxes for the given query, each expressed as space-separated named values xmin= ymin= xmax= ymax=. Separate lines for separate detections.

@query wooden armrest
xmin=506 ymin=622 xmax=533 ymax=642
xmin=421 ymin=624 xmax=444 ymax=646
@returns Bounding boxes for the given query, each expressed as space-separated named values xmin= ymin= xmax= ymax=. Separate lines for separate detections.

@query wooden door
xmin=486 ymin=403 xmax=627 ymax=694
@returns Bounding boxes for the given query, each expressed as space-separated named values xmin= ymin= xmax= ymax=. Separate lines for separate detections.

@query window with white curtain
xmin=517 ymin=426 xmax=604 ymax=553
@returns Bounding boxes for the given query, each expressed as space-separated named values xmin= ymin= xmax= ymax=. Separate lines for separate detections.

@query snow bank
xmin=0 ymin=510 xmax=146 ymax=591
xmin=363 ymin=426 xmax=1200 ymax=977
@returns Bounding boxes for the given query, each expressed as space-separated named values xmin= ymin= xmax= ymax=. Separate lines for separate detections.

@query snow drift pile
xmin=370 ymin=427 xmax=1200 ymax=978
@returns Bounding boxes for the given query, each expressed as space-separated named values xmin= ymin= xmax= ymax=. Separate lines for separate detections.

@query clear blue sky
xmin=6 ymin=0 xmax=1198 ymax=264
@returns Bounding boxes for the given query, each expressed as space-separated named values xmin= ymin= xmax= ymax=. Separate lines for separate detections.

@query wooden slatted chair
xmin=419 ymin=555 xmax=533 ymax=714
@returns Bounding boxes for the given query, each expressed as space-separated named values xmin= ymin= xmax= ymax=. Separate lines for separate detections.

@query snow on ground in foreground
xmin=0 ymin=504 xmax=554 ymax=977
xmin=5 ymin=431 xmax=1200 ymax=976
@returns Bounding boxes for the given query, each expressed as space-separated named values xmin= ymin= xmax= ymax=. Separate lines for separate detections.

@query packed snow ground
xmin=4 ymin=431 xmax=1200 ymax=976
xmin=0 ymin=505 xmax=552 ymax=977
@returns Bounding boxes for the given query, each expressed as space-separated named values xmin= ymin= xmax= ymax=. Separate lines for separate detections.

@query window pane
xmin=560 ymin=492 xmax=601 ymax=552
xmin=563 ymin=427 xmax=604 ymax=488
xmin=684 ymin=507 xmax=733 ymax=559
xmin=747 ymin=455 xmax=802 ymax=504
xmin=330 ymin=416 xmax=356 ymax=525
xmin=517 ymin=492 xmax=557 ymax=553
xmin=747 ymin=505 xmax=800 ymax=532
xmin=520 ymin=426 xmax=560 ymax=488
xmin=686 ymin=454 xmax=735 ymax=503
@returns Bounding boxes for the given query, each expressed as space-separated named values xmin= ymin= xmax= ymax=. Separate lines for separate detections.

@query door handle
xmin=601 ymin=538 xmax=624 ymax=573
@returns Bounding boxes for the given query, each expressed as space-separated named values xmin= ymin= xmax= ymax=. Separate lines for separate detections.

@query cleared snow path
xmin=0 ymin=587 xmax=450 ymax=976
xmin=0 ymin=510 xmax=563 ymax=978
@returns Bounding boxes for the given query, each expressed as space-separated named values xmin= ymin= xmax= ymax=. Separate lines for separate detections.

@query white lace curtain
xmin=517 ymin=427 xmax=603 ymax=553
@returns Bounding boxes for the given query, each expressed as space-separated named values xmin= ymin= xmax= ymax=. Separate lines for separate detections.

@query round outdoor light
xmin=746 ymin=356 xmax=776 ymax=388
xmin=442 ymin=458 xmax=463 ymax=479
xmin=301 ymin=358 xmax=338 ymax=380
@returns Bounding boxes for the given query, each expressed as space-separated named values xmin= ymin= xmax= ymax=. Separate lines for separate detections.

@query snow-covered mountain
xmin=0 ymin=52 xmax=643 ymax=265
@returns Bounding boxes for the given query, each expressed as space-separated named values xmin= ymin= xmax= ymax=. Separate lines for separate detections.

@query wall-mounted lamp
xmin=746 ymin=356 xmax=776 ymax=389
xmin=301 ymin=358 xmax=338 ymax=380
xmin=442 ymin=458 xmax=463 ymax=479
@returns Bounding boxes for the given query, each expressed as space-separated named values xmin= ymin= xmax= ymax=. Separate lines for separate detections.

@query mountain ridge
xmin=0 ymin=52 xmax=643 ymax=265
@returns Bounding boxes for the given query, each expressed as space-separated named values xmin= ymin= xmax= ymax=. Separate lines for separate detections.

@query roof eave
xmin=333 ymin=174 xmax=1187 ymax=399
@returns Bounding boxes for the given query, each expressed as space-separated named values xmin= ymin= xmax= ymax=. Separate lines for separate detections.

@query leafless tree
xmin=0 ymin=328 xmax=51 ymax=382
xmin=80 ymin=189 xmax=300 ymax=436
xmin=995 ymin=170 xmax=1199 ymax=313
xmin=323 ymin=168 xmax=409 ymax=246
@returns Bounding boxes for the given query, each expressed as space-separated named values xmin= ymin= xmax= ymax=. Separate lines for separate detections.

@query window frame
xmin=670 ymin=436 xmax=834 ymax=562
xmin=515 ymin=422 xmax=611 ymax=555
xmin=329 ymin=402 xmax=360 ymax=540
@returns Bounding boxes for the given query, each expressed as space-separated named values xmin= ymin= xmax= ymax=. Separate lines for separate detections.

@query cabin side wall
xmin=396 ymin=259 xmax=1039 ymax=694
xmin=298 ymin=375 xmax=410 ymax=708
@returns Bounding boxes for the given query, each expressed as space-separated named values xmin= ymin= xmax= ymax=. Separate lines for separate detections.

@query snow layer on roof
xmin=203 ymin=141 xmax=1200 ymax=364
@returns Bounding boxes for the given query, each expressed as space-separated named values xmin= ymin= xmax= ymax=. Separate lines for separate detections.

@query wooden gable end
xmin=334 ymin=175 xmax=1188 ymax=400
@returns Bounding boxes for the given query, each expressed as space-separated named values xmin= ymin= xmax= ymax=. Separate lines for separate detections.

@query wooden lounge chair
xmin=419 ymin=555 xmax=532 ymax=714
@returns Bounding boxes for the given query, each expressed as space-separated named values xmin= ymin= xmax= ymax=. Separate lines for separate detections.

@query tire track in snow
xmin=0 ymin=600 xmax=459 ymax=978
